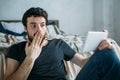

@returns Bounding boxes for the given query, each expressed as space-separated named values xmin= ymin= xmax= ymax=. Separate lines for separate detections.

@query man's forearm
xmin=70 ymin=53 xmax=92 ymax=68
xmin=82 ymin=55 xmax=91 ymax=67
xmin=6 ymin=57 xmax=35 ymax=80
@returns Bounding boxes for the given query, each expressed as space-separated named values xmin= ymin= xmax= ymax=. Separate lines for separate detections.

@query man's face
xmin=24 ymin=16 xmax=47 ymax=42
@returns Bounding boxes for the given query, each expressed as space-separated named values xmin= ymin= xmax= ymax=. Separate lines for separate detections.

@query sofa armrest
xmin=0 ymin=52 xmax=6 ymax=80
xmin=110 ymin=39 xmax=120 ymax=59
xmin=0 ymin=47 xmax=8 ymax=80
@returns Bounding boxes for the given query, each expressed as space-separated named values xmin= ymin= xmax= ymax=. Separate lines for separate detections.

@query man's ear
xmin=24 ymin=26 xmax=27 ymax=32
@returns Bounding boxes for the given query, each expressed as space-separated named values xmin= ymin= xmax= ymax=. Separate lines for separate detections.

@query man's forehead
xmin=27 ymin=16 xmax=46 ymax=23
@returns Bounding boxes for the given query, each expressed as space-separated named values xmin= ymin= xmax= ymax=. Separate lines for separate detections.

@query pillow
xmin=0 ymin=21 xmax=61 ymax=36
xmin=0 ymin=22 xmax=27 ymax=36
xmin=46 ymin=22 xmax=58 ymax=37
xmin=0 ymin=22 xmax=4 ymax=32
xmin=47 ymin=22 xmax=63 ymax=35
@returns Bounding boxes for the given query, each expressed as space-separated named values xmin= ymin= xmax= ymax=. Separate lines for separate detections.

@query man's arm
xmin=70 ymin=53 xmax=90 ymax=67
xmin=70 ymin=38 xmax=113 ymax=67
xmin=4 ymin=32 xmax=46 ymax=80
xmin=4 ymin=57 xmax=36 ymax=80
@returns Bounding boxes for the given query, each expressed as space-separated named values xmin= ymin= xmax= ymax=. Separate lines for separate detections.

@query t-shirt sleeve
xmin=60 ymin=39 xmax=76 ymax=61
xmin=7 ymin=44 xmax=20 ymax=62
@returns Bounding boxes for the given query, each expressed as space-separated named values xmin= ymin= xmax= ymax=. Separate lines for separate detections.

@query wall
xmin=113 ymin=0 xmax=120 ymax=45
xmin=0 ymin=0 xmax=120 ymax=45
xmin=93 ymin=0 xmax=120 ymax=45
xmin=0 ymin=0 xmax=94 ymax=36
xmin=93 ymin=0 xmax=114 ymax=38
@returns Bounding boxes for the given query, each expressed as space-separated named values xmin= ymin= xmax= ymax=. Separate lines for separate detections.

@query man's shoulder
xmin=49 ymin=39 xmax=67 ymax=46
xmin=50 ymin=39 xmax=63 ymax=43
xmin=10 ymin=41 xmax=26 ymax=48
xmin=51 ymin=38 xmax=61 ymax=42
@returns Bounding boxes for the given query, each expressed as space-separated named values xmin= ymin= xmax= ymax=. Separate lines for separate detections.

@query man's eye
xmin=31 ymin=24 xmax=36 ymax=28
xmin=41 ymin=24 xmax=46 ymax=27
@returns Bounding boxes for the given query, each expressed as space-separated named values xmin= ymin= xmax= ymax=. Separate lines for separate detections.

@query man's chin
xmin=29 ymin=38 xmax=33 ymax=42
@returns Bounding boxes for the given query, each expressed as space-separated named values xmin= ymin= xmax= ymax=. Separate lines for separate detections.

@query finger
xmin=31 ymin=32 xmax=39 ymax=45
xmin=25 ymin=41 xmax=30 ymax=49
xmin=37 ymin=32 xmax=43 ymax=46
xmin=40 ymin=40 xmax=47 ymax=47
xmin=105 ymin=39 xmax=113 ymax=49
xmin=98 ymin=39 xmax=113 ymax=50
xmin=98 ymin=39 xmax=106 ymax=47
xmin=34 ymin=32 xmax=44 ymax=47
xmin=102 ymin=29 xmax=109 ymax=37
xmin=98 ymin=40 xmax=107 ymax=50
xmin=109 ymin=45 xmax=113 ymax=49
xmin=108 ymin=42 xmax=113 ymax=49
xmin=98 ymin=44 xmax=107 ymax=50
xmin=98 ymin=43 xmax=104 ymax=50
xmin=32 ymin=32 xmax=45 ymax=47
xmin=98 ymin=43 xmax=107 ymax=50
xmin=39 ymin=33 xmax=45 ymax=46
xmin=32 ymin=32 xmax=44 ymax=47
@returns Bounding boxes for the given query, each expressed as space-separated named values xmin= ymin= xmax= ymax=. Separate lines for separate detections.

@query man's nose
xmin=37 ymin=25 xmax=42 ymax=32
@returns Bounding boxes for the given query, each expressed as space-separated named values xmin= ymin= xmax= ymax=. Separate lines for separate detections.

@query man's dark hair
xmin=22 ymin=7 xmax=48 ymax=27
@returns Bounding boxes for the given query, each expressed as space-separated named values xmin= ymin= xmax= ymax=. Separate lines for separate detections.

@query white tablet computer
xmin=82 ymin=31 xmax=107 ymax=53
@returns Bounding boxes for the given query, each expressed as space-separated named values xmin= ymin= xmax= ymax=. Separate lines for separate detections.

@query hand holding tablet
xmin=82 ymin=31 xmax=107 ymax=53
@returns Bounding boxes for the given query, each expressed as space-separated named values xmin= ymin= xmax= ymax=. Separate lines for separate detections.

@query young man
xmin=4 ymin=7 xmax=120 ymax=80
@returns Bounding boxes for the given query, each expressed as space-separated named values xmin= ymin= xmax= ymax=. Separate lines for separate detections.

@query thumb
xmin=102 ymin=29 xmax=109 ymax=37
xmin=40 ymin=40 xmax=47 ymax=47
xmin=25 ymin=41 xmax=30 ymax=48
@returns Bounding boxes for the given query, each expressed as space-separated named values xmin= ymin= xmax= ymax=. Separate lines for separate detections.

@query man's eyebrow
xmin=41 ymin=22 xmax=46 ymax=24
xmin=29 ymin=22 xmax=36 ymax=24
xmin=29 ymin=22 xmax=45 ymax=24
